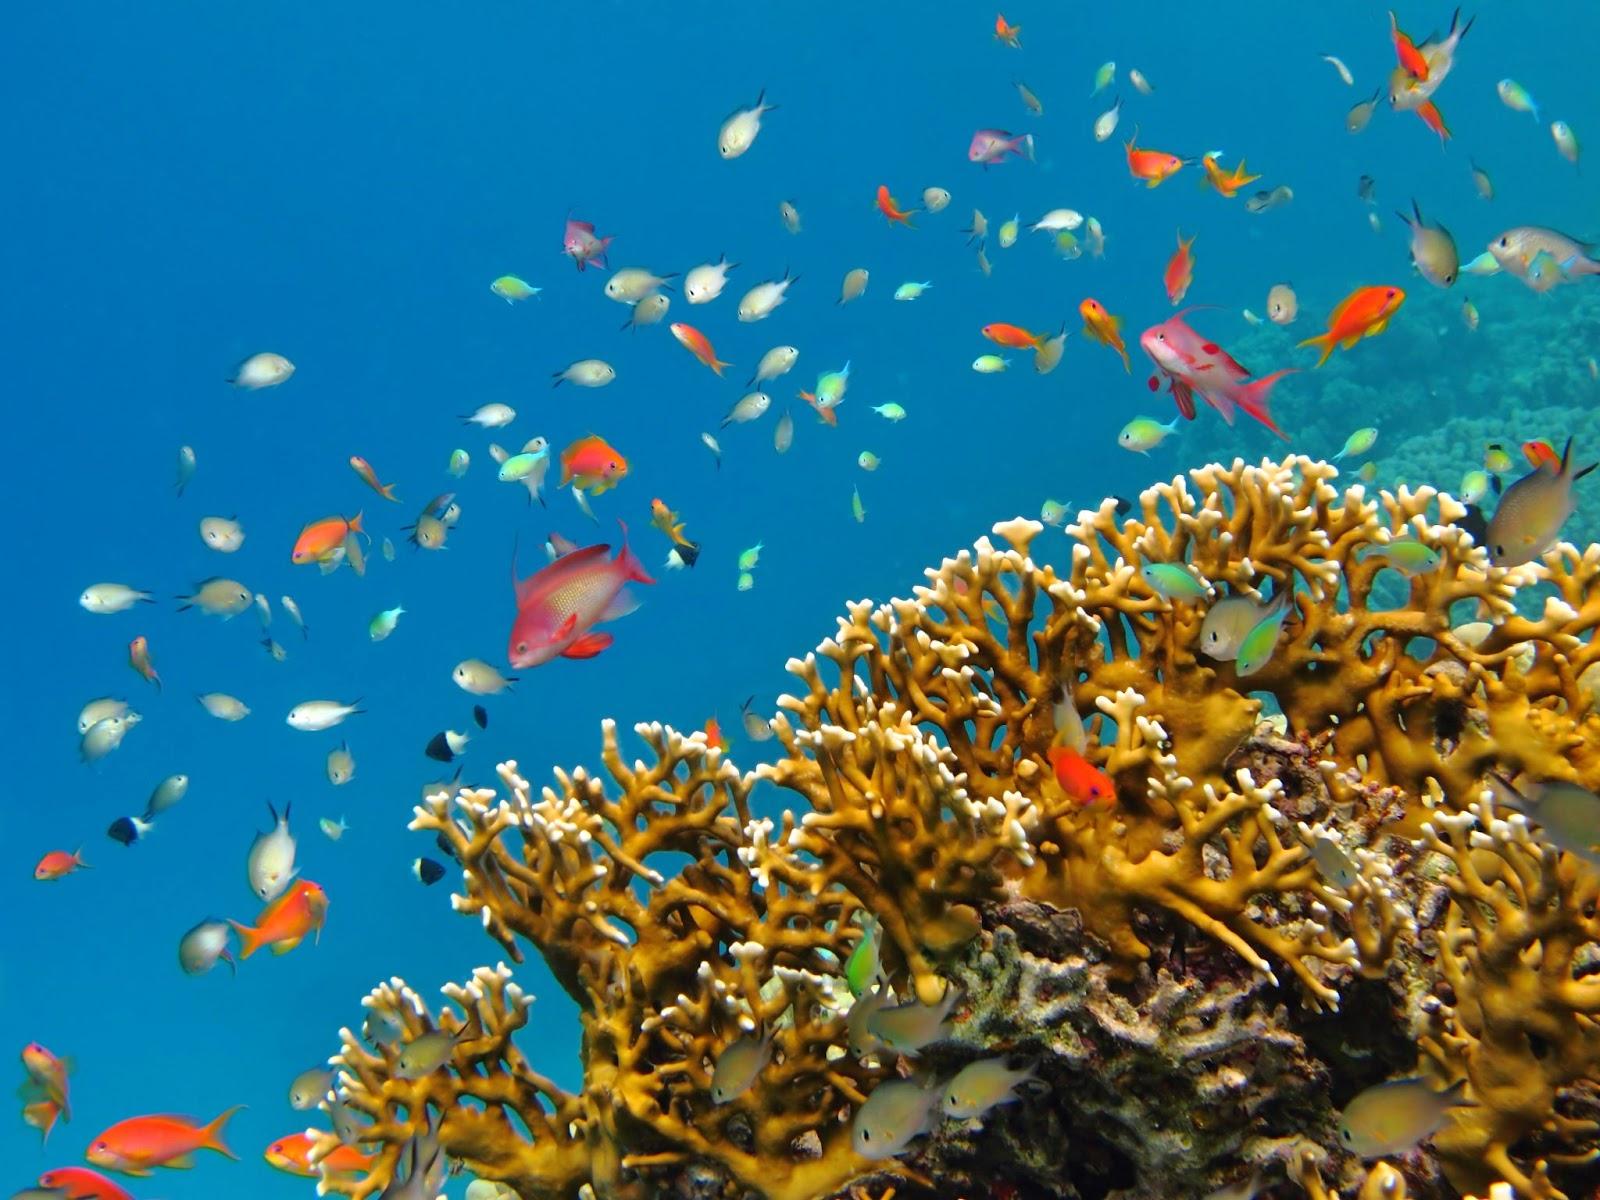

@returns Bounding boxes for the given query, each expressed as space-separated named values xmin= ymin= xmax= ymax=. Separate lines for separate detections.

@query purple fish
xmin=1139 ymin=311 xmax=1293 ymax=441
xmin=968 ymin=129 xmax=1035 ymax=166
xmin=562 ymin=212 xmax=613 ymax=272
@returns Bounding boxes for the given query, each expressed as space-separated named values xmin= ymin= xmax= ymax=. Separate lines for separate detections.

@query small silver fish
xmin=710 ymin=1030 xmax=774 ymax=1103
xmin=941 ymin=1057 xmax=1038 ymax=1118
xmin=395 ymin=1029 xmax=462 ymax=1080
xmin=1486 ymin=439 xmax=1596 ymax=566
xmin=1338 ymin=1077 xmax=1471 ymax=1158
xmin=289 ymin=1067 xmax=333 ymax=1110
xmin=866 ymin=988 xmax=959 ymax=1056
xmin=852 ymin=1079 xmax=941 ymax=1160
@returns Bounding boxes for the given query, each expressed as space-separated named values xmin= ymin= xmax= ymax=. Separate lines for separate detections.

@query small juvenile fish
xmin=1333 ymin=427 xmax=1378 ymax=461
xmin=489 ymin=275 xmax=540 ymax=304
xmin=857 ymin=451 xmax=880 ymax=471
xmin=1267 ymin=283 xmax=1298 ymax=325
xmin=1234 ymin=591 xmax=1295 ymax=677
xmin=128 ymin=636 xmax=160 ymax=690
xmin=1469 ymin=159 xmax=1493 ymax=201
xmin=1245 ymin=186 xmax=1293 ymax=214
xmin=550 ymin=359 xmax=616 ymax=388
xmin=1552 ymin=120 xmax=1581 ymax=166
xmin=1093 ymin=95 xmax=1122 ymax=143
xmin=79 ymin=583 xmax=154 ymax=614
xmin=922 ymin=186 xmax=951 ymax=213
xmin=395 ymin=1030 xmax=461 ymax=1080
xmin=736 ymin=571 xmax=754 ymax=592
xmin=1458 ymin=469 xmax=1494 ymax=505
xmin=1090 ymin=60 xmax=1115 ymax=95
xmin=199 ymin=516 xmax=245 ymax=553
xmin=852 ymin=1079 xmax=941 ymax=1159
xmin=178 ymin=919 xmax=235 ymax=975
xmin=894 ymin=280 xmax=932 ymax=301
xmin=1312 ymin=835 xmax=1359 ymax=889
xmin=941 ymin=1058 xmax=1038 ymax=1119
xmin=737 ymin=542 xmax=763 ymax=571
xmin=1346 ymin=86 xmax=1382 ymax=133
xmin=452 ymin=659 xmax=517 ymax=695
xmin=872 ymin=402 xmax=906 ymax=421
xmin=319 ymin=815 xmax=348 ymax=840
xmin=247 ymin=802 xmax=297 ymax=901
xmin=972 ymin=354 xmax=1010 ymax=374
xmin=286 ymin=699 xmax=364 ymax=731
xmin=369 ymin=605 xmax=403 ymax=642
xmin=448 ymin=449 xmax=471 ymax=477
xmin=1460 ymin=297 xmax=1479 ymax=331
xmin=1358 ymin=174 xmax=1375 ymax=204
xmin=1497 ymin=78 xmax=1540 ymax=122
xmin=288 ymin=1067 xmax=332 ymax=1111
xmin=1141 ymin=563 xmax=1211 ymax=601
xmin=144 ymin=773 xmax=189 ymax=819
xmin=852 ymin=486 xmax=866 ymax=523
xmin=778 ymin=200 xmax=802 ymax=234
xmin=838 ymin=268 xmax=869 ymax=305
xmin=260 ymin=636 xmax=286 ymax=663
xmin=1117 ymin=415 xmax=1179 ymax=454
xmin=773 ymin=409 xmax=794 ymax=453
xmin=1085 ymin=216 xmax=1106 ymax=257
xmin=684 ymin=255 xmax=737 ymax=304
xmin=176 ymin=444 xmax=197 ymax=496
xmin=1014 ymin=79 xmax=1043 ymax=115
xmin=1339 ymin=1077 xmax=1471 ymax=1157
xmin=997 ymin=215 xmax=1019 ymax=247
xmin=710 ymin=1031 xmax=774 ymax=1104
xmin=866 ymin=989 xmax=959 ymax=1056
xmin=701 ymin=432 xmax=722 ymax=470
xmin=1364 ymin=538 xmax=1441 ymax=575
xmin=229 ymin=352 xmax=295 ymax=389
xmin=1321 ymin=53 xmax=1354 ymax=85
xmin=460 ymin=402 xmax=516 ymax=427
xmin=327 ymin=742 xmax=355 ymax=785
xmin=197 ymin=692 xmax=250 ymax=721
xmin=1040 ymin=499 xmax=1068 ymax=527
xmin=1128 ymin=68 xmax=1153 ymax=94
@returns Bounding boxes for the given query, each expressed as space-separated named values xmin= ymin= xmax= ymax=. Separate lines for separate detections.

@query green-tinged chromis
xmin=489 ymin=275 xmax=540 ymax=303
xmin=997 ymin=215 xmax=1020 ymax=247
xmin=1311 ymin=835 xmax=1359 ymax=889
xmin=893 ymin=280 xmax=932 ymax=301
xmin=941 ymin=1057 xmax=1039 ymax=1119
xmin=857 ymin=451 xmax=880 ymax=471
xmin=844 ymin=916 xmax=882 ymax=997
xmin=1117 ymin=415 xmax=1179 ymax=454
xmin=972 ymin=354 xmax=1010 ymax=373
xmin=852 ymin=486 xmax=866 ymax=523
xmin=737 ymin=571 xmax=754 ymax=592
xmin=1040 ymin=499 xmax=1068 ymax=526
xmin=1485 ymin=439 xmax=1597 ymax=566
xmin=737 ymin=543 xmax=763 ymax=571
xmin=848 ymin=985 xmax=893 ymax=1059
xmin=1234 ymin=591 xmax=1295 ymax=677
xmin=1141 ymin=563 xmax=1211 ymax=602
xmin=1333 ymin=427 xmax=1379 ymax=462
xmin=1363 ymin=538 xmax=1441 ymax=575
xmin=448 ymin=449 xmax=471 ymax=477
xmin=866 ymin=989 xmax=959 ymax=1056
xmin=1496 ymin=79 xmax=1540 ymax=122
xmin=710 ymin=1031 xmax=773 ymax=1104
xmin=1484 ymin=443 xmax=1514 ymax=475
xmin=1458 ymin=470 xmax=1496 ymax=505
xmin=1091 ymin=60 xmax=1115 ymax=95
xmin=1488 ymin=775 xmax=1600 ymax=868
xmin=1338 ymin=1077 xmax=1471 ymax=1158
xmin=853 ymin=1079 xmax=941 ymax=1160
xmin=370 ymin=606 xmax=405 ymax=642
xmin=872 ymin=402 xmax=906 ymax=421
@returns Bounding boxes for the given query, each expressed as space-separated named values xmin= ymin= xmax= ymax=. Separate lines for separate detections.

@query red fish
xmin=508 ymin=521 xmax=654 ymax=669
xmin=968 ymin=128 xmax=1034 ymax=166
xmin=558 ymin=434 xmax=629 ymax=496
xmin=1125 ymin=130 xmax=1186 ymax=187
xmin=34 ymin=850 xmax=89 ymax=881
xmin=562 ymin=212 xmax=612 ymax=272
xmin=1524 ymin=439 xmax=1560 ymax=471
xmin=1079 ymin=299 xmax=1131 ymax=372
xmin=1164 ymin=231 xmax=1196 ymax=305
xmin=264 ymin=1131 xmax=375 ymax=1177
xmin=86 ymin=1106 xmax=243 ymax=1175
xmin=1414 ymin=99 xmax=1451 ymax=143
xmin=1297 ymin=285 xmax=1406 ymax=366
xmin=1140 ymin=311 xmax=1294 ymax=440
xmin=669 ymin=323 xmax=732 ymax=375
xmin=228 ymin=879 xmax=328 ymax=959
xmin=875 ymin=185 xmax=916 ymax=227
xmin=703 ymin=716 xmax=723 ymax=751
xmin=348 ymin=456 xmax=399 ymax=503
xmin=36 ymin=1168 xmax=134 ymax=1200
xmin=292 ymin=513 xmax=363 ymax=565
xmin=127 ymin=636 xmax=160 ymax=691
xmin=994 ymin=12 xmax=1021 ymax=47
xmin=1389 ymin=10 xmax=1430 ymax=80
xmin=1047 ymin=746 xmax=1115 ymax=805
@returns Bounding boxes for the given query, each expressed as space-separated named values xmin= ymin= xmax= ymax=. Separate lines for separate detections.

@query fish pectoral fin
xmin=562 ymin=633 xmax=614 ymax=659
xmin=1340 ymin=334 xmax=1363 ymax=349
xmin=600 ymin=589 xmax=642 ymax=623
xmin=272 ymin=937 xmax=303 ymax=955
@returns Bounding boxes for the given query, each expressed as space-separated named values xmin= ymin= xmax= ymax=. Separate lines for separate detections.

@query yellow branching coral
xmin=320 ymin=456 xmax=1600 ymax=1199
xmin=1415 ymin=795 xmax=1600 ymax=1198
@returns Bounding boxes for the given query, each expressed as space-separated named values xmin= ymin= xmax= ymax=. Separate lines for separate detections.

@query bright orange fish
xmin=981 ymin=322 xmax=1046 ymax=350
xmin=1079 ymin=298 xmax=1131 ymax=372
xmin=1524 ymin=440 xmax=1560 ymax=471
xmin=229 ymin=879 xmax=328 ymax=959
xmin=1200 ymin=153 xmax=1260 ymax=198
xmin=292 ymin=512 xmax=363 ymax=565
xmin=348 ymin=456 xmax=400 ymax=503
xmin=559 ymin=434 xmax=629 ymax=496
xmin=86 ymin=1106 xmax=243 ymax=1175
xmin=1125 ymin=131 xmax=1186 ymax=187
xmin=1414 ymin=99 xmax=1450 ymax=143
xmin=1047 ymin=746 xmax=1115 ymax=806
xmin=703 ymin=716 xmax=723 ymax=751
xmin=668 ymin=323 xmax=732 ymax=376
xmin=264 ymin=1131 xmax=375 ymax=1178
xmin=994 ymin=12 xmax=1021 ymax=47
xmin=875 ymin=185 xmax=916 ymax=228
xmin=36 ymin=1167 xmax=134 ymax=1200
xmin=128 ymin=636 xmax=160 ymax=691
xmin=1297 ymin=285 xmax=1407 ymax=367
xmin=798 ymin=389 xmax=839 ymax=427
xmin=1389 ymin=10 xmax=1430 ymax=80
xmin=20 ymin=1043 xmax=71 ymax=1144
xmin=34 ymin=850 xmax=88 ymax=881
xmin=1164 ymin=231 xmax=1196 ymax=305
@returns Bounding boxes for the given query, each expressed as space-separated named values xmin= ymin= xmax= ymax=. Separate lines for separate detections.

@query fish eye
xmin=1340 ymin=1129 xmax=1352 ymax=1142
xmin=1156 ymin=333 xmax=1165 ymax=341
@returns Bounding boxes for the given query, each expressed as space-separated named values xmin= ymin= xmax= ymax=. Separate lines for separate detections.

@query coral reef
xmin=316 ymin=456 xmax=1600 ymax=1199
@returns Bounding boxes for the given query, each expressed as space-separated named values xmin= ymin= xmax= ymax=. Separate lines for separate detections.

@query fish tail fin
xmin=677 ymin=540 xmax=701 ymax=569
xmin=349 ymin=511 xmax=364 ymax=535
xmin=1296 ymin=332 xmax=1336 ymax=368
xmin=227 ymin=920 xmax=262 ymax=959
xmin=74 ymin=848 xmax=90 ymax=870
xmin=614 ymin=520 xmax=656 ymax=585
xmin=712 ymin=357 xmax=732 ymax=376
xmin=202 ymin=1104 xmax=246 ymax=1158
xmin=379 ymin=483 xmax=399 ymax=503
xmin=1116 ymin=343 xmax=1131 ymax=373
xmin=1235 ymin=369 xmax=1296 ymax=441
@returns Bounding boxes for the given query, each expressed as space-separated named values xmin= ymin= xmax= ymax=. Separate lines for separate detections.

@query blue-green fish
xmin=866 ymin=989 xmax=959 ymax=1056
xmin=1234 ymin=591 xmax=1295 ymax=678
xmin=848 ymin=985 xmax=893 ymax=1059
xmin=369 ymin=605 xmax=405 ymax=642
xmin=1117 ymin=415 xmax=1179 ymax=454
xmin=489 ymin=275 xmax=540 ymax=304
xmin=1363 ymin=539 xmax=1441 ymax=576
xmin=844 ymin=917 xmax=882 ymax=998
xmin=1333 ymin=426 xmax=1379 ymax=462
xmin=1141 ymin=563 xmax=1211 ymax=601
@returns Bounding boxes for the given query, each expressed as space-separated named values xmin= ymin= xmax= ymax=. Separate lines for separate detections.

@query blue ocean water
xmin=2 ymin=3 xmax=1596 ymax=1195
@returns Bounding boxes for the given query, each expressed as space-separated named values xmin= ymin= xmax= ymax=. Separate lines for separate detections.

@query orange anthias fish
xmin=128 ymin=635 xmax=160 ymax=690
xmin=1414 ymin=99 xmax=1451 ymax=143
xmin=994 ymin=11 xmax=1021 ymax=47
xmin=668 ymin=323 xmax=732 ymax=376
xmin=20 ymin=1043 xmax=72 ymax=1144
xmin=348 ymin=456 xmax=400 ymax=503
xmin=34 ymin=850 xmax=89 ymax=881
xmin=1164 ymin=231 xmax=1196 ymax=305
xmin=703 ymin=716 xmax=723 ymax=751
xmin=292 ymin=512 xmax=363 ymax=565
xmin=1297 ymin=285 xmax=1407 ymax=367
xmin=265 ymin=1131 xmax=375 ymax=1178
xmin=559 ymin=434 xmax=629 ymax=496
xmin=981 ymin=322 xmax=1047 ymax=351
xmin=36 ymin=1167 xmax=134 ymax=1200
xmin=86 ymin=1106 xmax=243 ymax=1175
xmin=1125 ymin=131 xmax=1186 ymax=187
xmin=875 ymin=185 xmax=916 ymax=228
xmin=1080 ymin=298 xmax=1131 ymax=372
xmin=228 ymin=879 xmax=328 ymax=959
xmin=1047 ymin=746 xmax=1115 ymax=806
xmin=1201 ymin=153 xmax=1260 ymax=198
xmin=1389 ymin=10 xmax=1430 ymax=80
xmin=1524 ymin=439 xmax=1561 ymax=471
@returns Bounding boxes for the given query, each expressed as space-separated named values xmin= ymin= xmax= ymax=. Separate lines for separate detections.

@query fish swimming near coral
xmin=507 ymin=521 xmax=654 ymax=669
xmin=1139 ymin=311 xmax=1293 ymax=439
xmin=1485 ymin=437 xmax=1596 ymax=566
